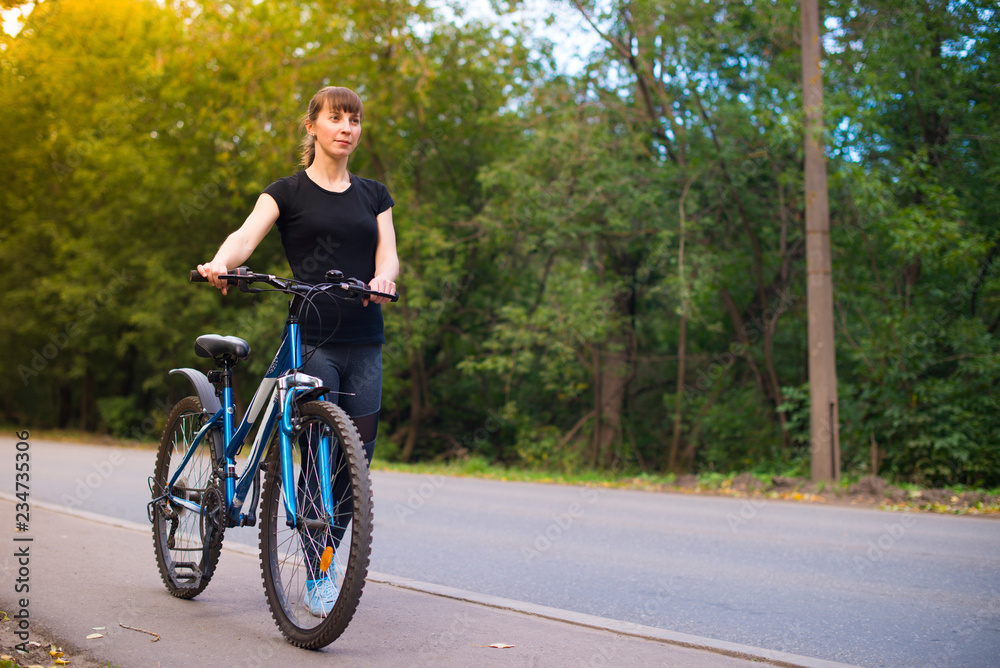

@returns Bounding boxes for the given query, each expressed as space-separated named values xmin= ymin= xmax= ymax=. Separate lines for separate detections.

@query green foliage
xmin=821 ymin=0 xmax=1000 ymax=485
xmin=96 ymin=395 xmax=145 ymax=438
xmin=0 ymin=0 xmax=997 ymax=486
xmin=776 ymin=384 xmax=811 ymax=449
xmin=695 ymin=385 xmax=788 ymax=472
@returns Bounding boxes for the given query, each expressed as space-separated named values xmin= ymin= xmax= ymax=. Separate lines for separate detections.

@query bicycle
xmin=147 ymin=267 xmax=396 ymax=649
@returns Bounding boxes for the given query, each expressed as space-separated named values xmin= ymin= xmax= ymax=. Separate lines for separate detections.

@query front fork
xmin=276 ymin=372 xmax=334 ymax=528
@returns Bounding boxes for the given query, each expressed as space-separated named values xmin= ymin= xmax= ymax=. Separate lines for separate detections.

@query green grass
xmin=370 ymin=453 xmax=687 ymax=489
xmin=0 ymin=424 xmax=158 ymax=448
xmin=371 ymin=455 xmax=1000 ymax=515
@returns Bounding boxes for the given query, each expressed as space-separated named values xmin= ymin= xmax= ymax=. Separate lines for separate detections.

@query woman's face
xmin=308 ymin=102 xmax=362 ymax=159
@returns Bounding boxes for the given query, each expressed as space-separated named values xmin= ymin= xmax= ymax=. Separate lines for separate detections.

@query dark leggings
xmin=297 ymin=343 xmax=381 ymax=573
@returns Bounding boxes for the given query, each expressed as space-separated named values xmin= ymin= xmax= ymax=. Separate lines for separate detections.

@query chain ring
xmin=199 ymin=483 xmax=226 ymax=549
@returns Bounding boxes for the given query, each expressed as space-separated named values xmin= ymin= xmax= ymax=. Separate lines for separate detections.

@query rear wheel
xmin=260 ymin=400 xmax=372 ymax=649
xmin=150 ymin=396 xmax=224 ymax=599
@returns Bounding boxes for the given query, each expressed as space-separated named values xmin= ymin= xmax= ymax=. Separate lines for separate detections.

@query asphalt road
xmin=2 ymin=436 xmax=999 ymax=667
xmin=3 ymin=500 xmax=780 ymax=668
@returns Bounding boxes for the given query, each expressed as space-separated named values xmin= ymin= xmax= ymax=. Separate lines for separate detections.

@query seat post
xmin=207 ymin=357 xmax=236 ymax=396
xmin=207 ymin=356 xmax=237 ymax=448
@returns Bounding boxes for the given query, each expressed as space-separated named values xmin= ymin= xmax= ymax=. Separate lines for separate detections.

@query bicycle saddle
xmin=194 ymin=334 xmax=251 ymax=361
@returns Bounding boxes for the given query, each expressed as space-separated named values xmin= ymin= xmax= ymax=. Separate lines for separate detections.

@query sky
xmin=1 ymin=4 xmax=28 ymax=36
xmin=428 ymin=0 xmax=604 ymax=75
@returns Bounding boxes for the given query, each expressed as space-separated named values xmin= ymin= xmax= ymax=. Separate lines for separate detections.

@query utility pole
xmin=800 ymin=0 xmax=840 ymax=481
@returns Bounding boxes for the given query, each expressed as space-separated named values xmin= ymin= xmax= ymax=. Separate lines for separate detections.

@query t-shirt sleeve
xmin=377 ymin=182 xmax=394 ymax=214
xmin=262 ymin=178 xmax=290 ymax=214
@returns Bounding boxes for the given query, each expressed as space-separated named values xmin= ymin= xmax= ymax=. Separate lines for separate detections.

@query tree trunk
xmin=58 ymin=383 xmax=71 ymax=429
xmin=669 ymin=309 xmax=687 ymax=471
xmin=801 ymin=0 xmax=841 ymax=481
xmin=682 ymin=379 xmax=726 ymax=471
xmin=720 ymin=288 xmax=768 ymax=395
xmin=79 ymin=368 xmax=94 ymax=431
xmin=669 ymin=177 xmax=694 ymax=471
xmin=763 ymin=308 xmax=790 ymax=450
xmin=399 ymin=347 xmax=423 ymax=463
xmin=398 ymin=298 xmax=425 ymax=463
xmin=592 ymin=341 xmax=629 ymax=469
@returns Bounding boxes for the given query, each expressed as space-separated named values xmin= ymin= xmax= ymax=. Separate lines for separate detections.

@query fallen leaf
xmin=49 ymin=647 xmax=64 ymax=658
xmin=86 ymin=633 xmax=104 ymax=640
xmin=486 ymin=643 xmax=515 ymax=649
xmin=54 ymin=659 xmax=71 ymax=666
xmin=92 ymin=627 xmax=106 ymax=631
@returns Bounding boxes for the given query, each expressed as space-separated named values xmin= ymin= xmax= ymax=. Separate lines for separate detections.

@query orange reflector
xmin=320 ymin=546 xmax=334 ymax=573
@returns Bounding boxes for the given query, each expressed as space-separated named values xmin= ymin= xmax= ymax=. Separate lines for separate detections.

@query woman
xmin=197 ymin=86 xmax=398 ymax=616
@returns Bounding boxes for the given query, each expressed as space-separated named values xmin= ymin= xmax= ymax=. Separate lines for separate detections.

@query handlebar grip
xmin=368 ymin=290 xmax=399 ymax=302
xmin=190 ymin=267 xmax=251 ymax=285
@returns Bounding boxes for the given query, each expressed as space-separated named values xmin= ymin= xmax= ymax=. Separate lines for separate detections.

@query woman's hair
xmin=299 ymin=86 xmax=364 ymax=167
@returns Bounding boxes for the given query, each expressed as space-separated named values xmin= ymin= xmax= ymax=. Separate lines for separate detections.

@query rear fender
xmin=169 ymin=368 xmax=222 ymax=414
xmin=169 ymin=368 xmax=225 ymax=461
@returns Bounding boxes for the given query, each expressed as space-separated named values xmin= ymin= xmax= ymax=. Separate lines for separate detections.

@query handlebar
xmin=190 ymin=267 xmax=399 ymax=303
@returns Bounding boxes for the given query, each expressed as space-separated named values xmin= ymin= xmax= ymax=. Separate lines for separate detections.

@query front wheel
xmin=259 ymin=400 xmax=372 ymax=649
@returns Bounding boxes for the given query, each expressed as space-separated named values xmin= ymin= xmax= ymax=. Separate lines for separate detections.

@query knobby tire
xmin=151 ymin=395 xmax=224 ymax=599
xmin=259 ymin=400 xmax=372 ymax=649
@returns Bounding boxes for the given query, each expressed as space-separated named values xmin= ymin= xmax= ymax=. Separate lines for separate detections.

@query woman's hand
xmin=366 ymin=274 xmax=397 ymax=306
xmin=197 ymin=260 xmax=231 ymax=295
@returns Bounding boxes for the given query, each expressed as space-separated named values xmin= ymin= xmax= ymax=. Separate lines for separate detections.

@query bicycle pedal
xmin=172 ymin=562 xmax=202 ymax=584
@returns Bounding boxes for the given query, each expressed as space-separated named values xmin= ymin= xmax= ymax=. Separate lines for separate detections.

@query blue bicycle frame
xmin=166 ymin=316 xmax=334 ymax=529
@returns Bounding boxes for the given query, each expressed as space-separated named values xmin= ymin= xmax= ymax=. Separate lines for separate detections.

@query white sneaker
xmin=303 ymin=577 xmax=337 ymax=617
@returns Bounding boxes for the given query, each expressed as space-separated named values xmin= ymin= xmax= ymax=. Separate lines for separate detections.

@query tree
xmin=821 ymin=0 xmax=1000 ymax=485
xmin=0 ymin=0 xmax=540 ymax=448
xmin=469 ymin=85 xmax=676 ymax=469
xmin=0 ymin=0 xmax=181 ymax=430
xmin=559 ymin=0 xmax=809 ymax=469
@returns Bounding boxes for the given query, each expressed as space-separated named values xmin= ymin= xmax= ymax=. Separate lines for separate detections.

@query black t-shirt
xmin=263 ymin=171 xmax=394 ymax=345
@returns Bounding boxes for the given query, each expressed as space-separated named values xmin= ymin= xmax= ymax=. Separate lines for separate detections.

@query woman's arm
xmin=367 ymin=207 xmax=399 ymax=305
xmin=197 ymin=193 xmax=280 ymax=295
